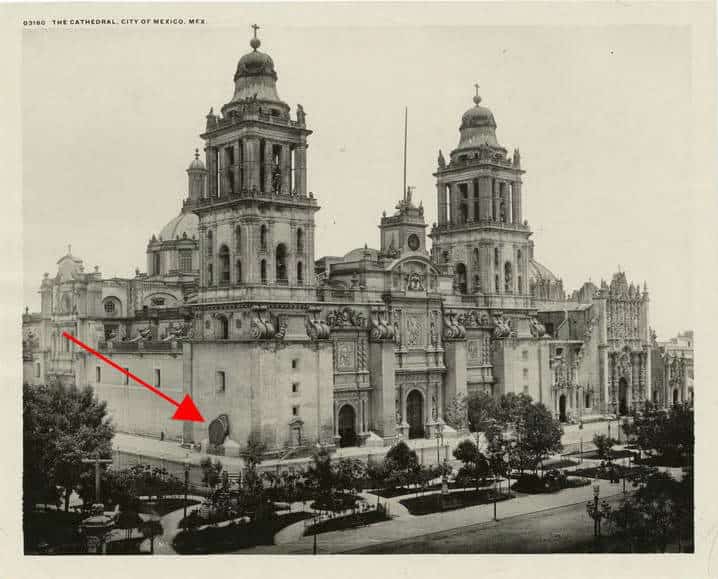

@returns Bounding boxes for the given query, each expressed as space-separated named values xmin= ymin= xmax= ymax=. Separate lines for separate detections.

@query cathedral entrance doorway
xmin=338 ymin=404 xmax=357 ymax=448
xmin=407 ymin=390 xmax=424 ymax=439
xmin=559 ymin=394 xmax=567 ymax=422
xmin=618 ymin=378 xmax=629 ymax=415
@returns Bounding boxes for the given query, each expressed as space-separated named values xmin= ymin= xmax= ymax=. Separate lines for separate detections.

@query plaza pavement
xmin=239 ymin=468 xmax=625 ymax=554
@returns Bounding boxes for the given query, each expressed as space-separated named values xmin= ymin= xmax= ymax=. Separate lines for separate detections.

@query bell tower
xmin=191 ymin=27 xmax=318 ymax=300
xmin=429 ymin=85 xmax=531 ymax=303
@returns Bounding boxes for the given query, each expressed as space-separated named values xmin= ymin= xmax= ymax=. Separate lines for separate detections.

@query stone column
xmin=426 ymin=388 xmax=433 ymax=433
xmin=295 ymin=145 xmax=307 ymax=196
xmin=478 ymin=176 xmax=492 ymax=221
xmin=263 ymin=141 xmax=273 ymax=194
xmin=281 ymin=145 xmax=291 ymax=195
xmin=505 ymin=182 xmax=512 ymax=223
xmin=437 ymin=182 xmax=447 ymax=225
xmin=400 ymin=384 xmax=407 ymax=425
xmin=493 ymin=180 xmax=500 ymax=222
xmin=436 ymin=382 xmax=443 ymax=423
xmin=206 ymin=146 xmax=217 ymax=198
xmin=233 ymin=141 xmax=242 ymax=193
xmin=449 ymin=183 xmax=459 ymax=225
xmin=512 ymin=181 xmax=522 ymax=224
xmin=242 ymin=140 xmax=252 ymax=190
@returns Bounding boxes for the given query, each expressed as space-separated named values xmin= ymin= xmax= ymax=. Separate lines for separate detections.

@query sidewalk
xmin=238 ymin=479 xmax=626 ymax=554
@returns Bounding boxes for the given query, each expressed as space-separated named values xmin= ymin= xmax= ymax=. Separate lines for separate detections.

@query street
xmin=348 ymin=494 xmax=627 ymax=554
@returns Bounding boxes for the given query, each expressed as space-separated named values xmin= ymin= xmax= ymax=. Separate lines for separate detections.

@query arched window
xmin=206 ymin=230 xmax=213 ymax=258
xmin=218 ymin=245 xmax=230 ymax=285
xmin=276 ymin=243 xmax=288 ymax=283
xmin=455 ymin=263 xmax=467 ymax=294
xmin=296 ymin=228 xmax=304 ymax=253
xmin=517 ymin=275 xmax=523 ymax=294
xmin=297 ymin=261 xmax=304 ymax=285
xmin=260 ymin=224 xmax=267 ymax=251
xmin=260 ymin=259 xmax=267 ymax=284
xmin=495 ymin=274 xmax=500 ymax=293
xmin=235 ymin=225 xmax=241 ymax=253
xmin=207 ymin=263 xmax=213 ymax=285
xmin=217 ymin=315 xmax=229 ymax=340
xmin=504 ymin=262 xmax=513 ymax=293
xmin=236 ymin=259 xmax=242 ymax=284
xmin=153 ymin=252 xmax=161 ymax=276
xmin=494 ymin=247 xmax=499 ymax=268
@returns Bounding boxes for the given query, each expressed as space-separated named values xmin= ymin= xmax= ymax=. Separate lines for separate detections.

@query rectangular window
xmin=292 ymin=405 xmax=299 ymax=416
xmin=154 ymin=368 xmax=161 ymax=389
xmin=179 ymin=250 xmax=192 ymax=273
xmin=95 ymin=366 xmax=101 ymax=383
xmin=522 ymin=350 xmax=529 ymax=360
xmin=123 ymin=369 xmax=129 ymax=386
xmin=522 ymin=368 xmax=529 ymax=378
xmin=523 ymin=385 xmax=529 ymax=395
xmin=291 ymin=359 xmax=298 ymax=370
xmin=292 ymin=382 xmax=299 ymax=394
xmin=35 ymin=363 xmax=40 ymax=378
xmin=216 ymin=371 xmax=226 ymax=394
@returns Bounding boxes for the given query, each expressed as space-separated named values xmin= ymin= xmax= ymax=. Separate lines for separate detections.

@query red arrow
xmin=62 ymin=332 xmax=204 ymax=422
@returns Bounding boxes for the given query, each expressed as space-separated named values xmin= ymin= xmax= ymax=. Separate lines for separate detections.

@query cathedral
xmin=22 ymin=30 xmax=674 ymax=456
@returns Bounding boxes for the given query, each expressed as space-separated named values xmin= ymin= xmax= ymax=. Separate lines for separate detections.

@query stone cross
xmin=252 ymin=23 xmax=260 ymax=38
xmin=81 ymin=454 xmax=113 ymax=505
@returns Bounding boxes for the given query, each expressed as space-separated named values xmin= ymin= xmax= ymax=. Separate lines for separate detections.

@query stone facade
xmin=23 ymin=30 xmax=684 ymax=456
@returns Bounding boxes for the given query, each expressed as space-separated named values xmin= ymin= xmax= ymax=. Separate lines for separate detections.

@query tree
xmin=444 ymin=395 xmax=468 ymax=431
xmin=200 ymin=457 xmax=224 ymax=491
xmin=240 ymin=436 xmax=266 ymax=496
xmin=23 ymin=383 xmax=114 ymax=512
xmin=385 ymin=440 xmax=418 ymax=470
xmin=516 ymin=402 xmax=563 ymax=473
xmin=593 ymin=434 xmax=617 ymax=461
xmin=497 ymin=392 xmax=533 ymax=426
xmin=609 ymin=470 xmax=686 ymax=552
xmin=466 ymin=391 xmax=498 ymax=433
xmin=630 ymin=405 xmax=694 ymax=465
xmin=453 ymin=439 xmax=489 ymax=491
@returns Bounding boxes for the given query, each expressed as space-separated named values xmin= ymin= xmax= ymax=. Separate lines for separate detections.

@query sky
xmin=22 ymin=23 xmax=696 ymax=338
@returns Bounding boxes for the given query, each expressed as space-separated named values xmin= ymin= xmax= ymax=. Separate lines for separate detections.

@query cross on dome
xmin=250 ymin=24 xmax=261 ymax=50
xmin=473 ymin=82 xmax=482 ymax=105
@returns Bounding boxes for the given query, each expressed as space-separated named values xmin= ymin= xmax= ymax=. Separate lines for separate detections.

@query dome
xmin=187 ymin=149 xmax=205 ymax=171
xmin=229 ymin=31 xmax=286 ymax=107
xmin=158 ymin=210 xmax=198 ymax=241
xmin=528 ymin=258 xmax=560 ymax=284
xmin=455 ymin=92 xmax=501 ymax=151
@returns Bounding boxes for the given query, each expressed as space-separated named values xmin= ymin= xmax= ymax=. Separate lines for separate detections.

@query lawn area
xmin=572 ymin=463 xmax=655 ymax=482
xmin=172 ymin=511 xmax=313 ymax=554
xmin=542 ymin=458 xmax=580 ymax=470
xmin=580 ymin=449 xmax=637 ymax=461
xmin=399 ymin=489 xmax=510 ymax=516
xmin=138 ymin=497 xmax=202 ymax=517
xmin=370 ymin=478 xmax=499 ymax=499
xmin=304 ymin=508 xmax=391 ymax=536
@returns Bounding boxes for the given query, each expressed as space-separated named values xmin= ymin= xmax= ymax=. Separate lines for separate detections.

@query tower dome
xmin=454 ymin=86 xmax=502 ymax=153
xmin=187 ymin=148 xmax=206 ymax=171
xmin=229 ymin=25 xmax=287 ymax=109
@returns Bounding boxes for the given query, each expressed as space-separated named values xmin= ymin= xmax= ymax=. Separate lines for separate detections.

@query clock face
xmin=408 ymin=234 xmax=420 ymax=251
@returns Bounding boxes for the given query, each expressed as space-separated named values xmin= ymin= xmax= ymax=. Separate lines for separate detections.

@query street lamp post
xmin=586 ymin=481 xmax=611 ymax=551
xmin=434 ymin=423 xmax=447 ymax=509
xmin=183 ymin=454 xmax=190 ymax=529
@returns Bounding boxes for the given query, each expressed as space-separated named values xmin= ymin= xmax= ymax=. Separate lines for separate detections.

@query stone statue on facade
xmin=296 ymin=104 xmax=306 ymax=125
